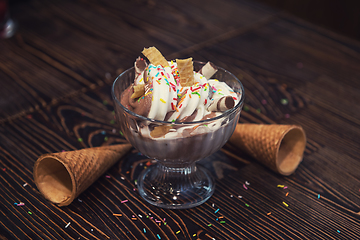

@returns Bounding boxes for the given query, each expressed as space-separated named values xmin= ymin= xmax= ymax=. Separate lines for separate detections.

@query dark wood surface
xmin=1 ymin=0 xmax=360 ymax=239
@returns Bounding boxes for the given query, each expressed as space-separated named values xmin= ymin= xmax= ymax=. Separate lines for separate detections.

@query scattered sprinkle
xmin=65 ymin=222 xmax=71 ymax=228
xmin=286 ymin=192 xmax=289 ymax=197
xmin=282 ymin=202 xmax=289 ymax=207
xmin=119 ymin=131 xmax=123 ymax=136
xmin=28 ymin=211 xmax=32 ymax=215
xmin=208 ymin=224 xmax=212 ymax=227
xmin=23 ymin=183 xmax=28 ymax=187
xmin=121 ymin=200 xmax=128 ymax=203
xmin=78 ymin=138 xmax=83 ymax=142
xmin=267 ymin=212 xmax=271 ymax=216
xmin=245 ymin=203 xmax=249 ymax=207
xmin=280 ymin=99 xmax=288 ymax=105
xmin=78 ymin=198 xmax=83 ymax=202
xmin=113 ymin=213 xmax=122 ymax=217
xmin=245 ymin=181 xmax=250 ymax=186
xmin=176 ymin=230 xmax=180 ymax=234
xmin=214 ymin=208 xmax=220 ymax=214
xmin=131 ymin=218 xmax=137 ymax=221
xmin=238 ymin=195 xmax=242 ymax=198
xmin=105 ymin=175 xmax=111 ymax=179
xmin=337 ymin=230 xmax=340 ymax=233
xmin=157 ymin=234 xmax=161 ymax=239
xmin=243 ymin=184 xmax=248 ymax=190
xmin=230 ymin=195 xmax=233 ymax=198
xmin=193 ymin=233 xmax=197 ymax=237
xmin=143 ymin=228 xmax=146 ymax=233
xmin=101 ymin=130 xmax=106 ymax=135
xmin=16 ymin=203 xmax=25 ymax=206
xmin=283 ymin=186 xmax=288 ymax=189
xmin=212 ymin=203 xmax=215 ymax=208
xmin=318 ymin=194 xmax=321 ymax=199
xmin=277 ymin=185 xmax=285 ymax=188
xmin=220 ymin=221 xmax=226 ymax=224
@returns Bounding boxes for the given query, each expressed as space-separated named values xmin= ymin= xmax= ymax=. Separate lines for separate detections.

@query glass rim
xmin=111 ymin=61 xmax=245 ymax=125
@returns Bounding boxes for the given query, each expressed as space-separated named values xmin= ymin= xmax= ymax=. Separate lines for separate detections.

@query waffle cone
xmin=229 ymin=124 xmax=306 ymax=176
xmin=33 ymin=144 xmax=132 ymax=206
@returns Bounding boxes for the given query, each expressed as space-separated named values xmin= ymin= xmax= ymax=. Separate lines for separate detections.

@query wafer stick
xmin=142 ymin=47 xmax=169 ymax=67
xmin=131 ymin=84 xmax=145 ymax=99
xmin=207 ymin=96 xmax=235 ymax=112
xmin=198 ymin=61 xmax=218 ymax=79
xmin=177 ymin=58 xmax=195 ymax=87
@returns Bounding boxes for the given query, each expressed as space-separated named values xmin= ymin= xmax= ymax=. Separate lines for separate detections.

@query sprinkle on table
xmin=23 ymin=183 xmax=28 ymax=187
xmin=220 ymin=221 xmax=226 ymax=224
xmin=267 ymin=212 xmax=271 ymax=216
xmin=243 ymin=184 xmax=248 ymax=190
xmin=277 ymin=185 xmax=285 ymax=188
xmin=121 ymin=200 xmax=128 ymax=203
xmin=176 ymin=230 xmax=180 ymax=234
xmin=245 ymin=203 xmax=250 ymax=207
xmin=113 ymin=213 xmax=122 ymax=217
xmin=286 ymin=192 xmax=289 ymax=197
xmin=65 ymin=222 xmax=71 ymax=228
xmin=282 ymin=202 xmax=289 ymax=207
xmin=337 ymin=230 xmax=341 ymax=233
xmin=318 ymin=194 xmax=321 ymax=199
xmin=157 ymin=234 xmax=161 ymax=239
xmin=280 ymin=99 xmax=289 ymax=105
xmin=78 ymin=138 xmax=83 ymax=142
xmin=214 ymin=208 xmax=220 ymax=214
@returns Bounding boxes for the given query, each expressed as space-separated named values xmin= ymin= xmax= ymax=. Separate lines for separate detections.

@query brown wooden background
xmin=1 ymin=0 xmax=360 ymax=239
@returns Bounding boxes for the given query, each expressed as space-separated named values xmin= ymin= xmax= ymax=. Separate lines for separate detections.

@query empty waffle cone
xmin=229 ymin=124 xmax=306 ymax=176
xmin=33 ymin=144 xmax=132 ymax=206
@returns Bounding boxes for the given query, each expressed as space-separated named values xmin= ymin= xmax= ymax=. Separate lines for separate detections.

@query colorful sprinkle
xmin=23 ymin=183 xmax=28 ymax=187
xmin=267 ymin=212 xmax=271 ymax=216
xmin=280 ymin=99 xmax=288 ymax=105
xmin=160 ymin=98 xmax=166 ymax=103
xmin=28 ymin=211 xmax=32 ymax=215
xmin=283 ymin=186 xmax=288 ymax=189
xmin=105 ymin=175 xmax=111 ymax=179
xmin=245 ymin=203 xmax=249 ymax=207
xmin=176 ymin=230 xmax=180 ymax=234
xmin=208 ymin=224 xmax=212 ymax=227
xmin=277 ymin=185 xmax=285 ymax=188
xmin=318 ymin=194 xmax=320 ymax=199
xmin=193 ymin=233 xmax=197 ymax=237
xmin=214 ymin=208 xmax=220 ymax=214
xmin=157 ymin=234 xmax=161 ymax=239
xmin=282 ymin=202 xmax=289 ymax=207
xmin=143 ymin=228 xmax=146 ymax=233
xmin=121 ymin=200 xmax=128 ymax=203
xmin=65 ymin=222 xmax=71 ymax=228
xmin=78 ymin=138 xmax=83 ymax=142
xmin=337 ymin=230 xmax=340 ymax=233
xmin=119 ymin=131 xmax=123 ymax=136
xmin=286 ymin=192 xmax=289 ymax=197
xmin=243 ymin=184 xmax=248 ymax=190
xmin=113 ymin=213 xmax=122 ymax=217
xmin=16 ymin=203 xmax=25 ymax=206
xmin=220 ymin=221 xmax=226 ymax=224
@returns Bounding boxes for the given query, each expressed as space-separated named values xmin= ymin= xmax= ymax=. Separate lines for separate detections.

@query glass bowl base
xmin=137 ymin=162 xmax=215 ymax=209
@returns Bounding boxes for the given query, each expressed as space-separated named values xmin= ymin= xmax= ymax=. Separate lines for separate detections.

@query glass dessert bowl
xmin=112 ymin=61 xmax=244 ymax=209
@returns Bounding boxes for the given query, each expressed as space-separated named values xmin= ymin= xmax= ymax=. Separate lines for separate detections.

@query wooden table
xmin=1 ymin=0 xmax=360 ymax=239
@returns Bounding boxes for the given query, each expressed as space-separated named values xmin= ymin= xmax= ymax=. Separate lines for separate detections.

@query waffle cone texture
xmin=33 ymin=144 xmax=132 ymax=206
xmin=229 ymin=124 xmax=306 ymax=176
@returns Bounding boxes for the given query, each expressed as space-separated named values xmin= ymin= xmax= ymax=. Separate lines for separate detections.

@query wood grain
xmin=1 ymin=0 xmax=360 ymax=239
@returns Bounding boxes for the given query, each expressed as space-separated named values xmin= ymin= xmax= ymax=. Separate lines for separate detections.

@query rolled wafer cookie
xmin=207 ymin=96 xmax=235 ymax=112
xmin=33 ymin=144 xmax=132 ymax=206
xmin=177 ymin=58 xmax=195 ymax=87
xmin=229 ymin=124 xmax=306 ymax=176
xmin=142 ymin=47 xmax=169 ymax=67
xmin=198 ymin=61 xmax=218 ymax=79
